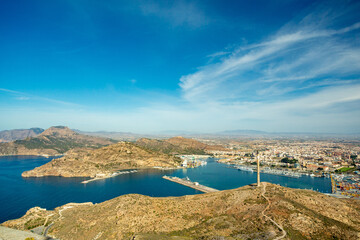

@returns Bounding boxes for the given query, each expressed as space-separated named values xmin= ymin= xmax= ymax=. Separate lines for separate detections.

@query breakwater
xmin=162 ymin=176 xmax=218 ymax=193
xmin=81 ymin=170 xmax=138 ymax=184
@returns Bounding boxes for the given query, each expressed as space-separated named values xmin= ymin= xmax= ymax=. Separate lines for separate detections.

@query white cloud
xmin=180 ymin=21 xmax=360 ymax=103
xmin=174 ymin=3 xmax=360 ymax=133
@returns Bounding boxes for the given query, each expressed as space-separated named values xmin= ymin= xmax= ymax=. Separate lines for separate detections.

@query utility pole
xmin=257 ymin=152 xmax=261 ymax=187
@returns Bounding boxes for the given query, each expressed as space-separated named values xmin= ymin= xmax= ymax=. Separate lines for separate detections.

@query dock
xmin=162 ymin=176 xmax=218 ymax=193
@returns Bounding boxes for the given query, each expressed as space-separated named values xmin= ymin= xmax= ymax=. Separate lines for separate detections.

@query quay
xmin=162 ymin=176 xmax=218 ymax=193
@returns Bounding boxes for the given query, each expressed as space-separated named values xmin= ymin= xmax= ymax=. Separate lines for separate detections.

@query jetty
xmin=162 ymin=176 xmax=218 ymax=193
xmin=81 ymin=170 xmax=137 ymax=184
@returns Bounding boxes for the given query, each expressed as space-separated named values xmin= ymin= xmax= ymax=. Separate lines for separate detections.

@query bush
xmin=281 ymin=157 xmax=298 ymax=164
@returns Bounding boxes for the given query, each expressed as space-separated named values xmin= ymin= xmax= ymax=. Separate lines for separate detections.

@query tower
xmin=257 ymin=154 xmax=261 ymax=187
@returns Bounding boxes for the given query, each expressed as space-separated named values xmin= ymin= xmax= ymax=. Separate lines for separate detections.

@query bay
xmin=0 ymin=155 xmax=331 ymax=223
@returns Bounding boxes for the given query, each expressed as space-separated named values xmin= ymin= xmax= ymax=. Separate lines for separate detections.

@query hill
xmin=135 ymin=136 xmax=226 ymax=155
xmin=74 ymin=129 xmax=144 ymax=141
xmin=0 ymin=128 xmax=44 ymax=142
xmin=21 ymin=141 xmax=182 ymax=178
xmin=0 ymin=126 xmax=116 ymax=156
xmin=2 ymin=183 xmax=360 ymax=239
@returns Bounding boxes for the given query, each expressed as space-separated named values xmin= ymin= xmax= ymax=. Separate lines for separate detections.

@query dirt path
xmin=261 ymin=182 xmax=287 ymax=240
xmin=43 ymin=202 xmax=93 ymax=237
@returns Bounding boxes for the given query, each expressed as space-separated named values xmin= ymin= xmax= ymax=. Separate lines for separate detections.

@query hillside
xmin=22 ymin=141 xmax=182 ymax=178
xmin=0 ymin=126 xmax=116 ymax=156
xmin=135 ymin=136 xmax=226 ymax=155
xmin=0 ymin=128 xmax=44 ymax=142
xmin=3 ymin=183 xmax=360 ymax=239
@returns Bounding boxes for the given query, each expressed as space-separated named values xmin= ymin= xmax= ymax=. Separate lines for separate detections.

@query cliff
xmin=22 ymin=141 xmax=182 ymax=178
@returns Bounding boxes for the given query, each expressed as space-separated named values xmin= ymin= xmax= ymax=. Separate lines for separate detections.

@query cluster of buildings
xmin=331 ymin=174 xmax=360 ymax=198
xmin=209 ymin=139 xmax=360 ymax=175
xmin=177 ymin=155 xmax=209 ymax=168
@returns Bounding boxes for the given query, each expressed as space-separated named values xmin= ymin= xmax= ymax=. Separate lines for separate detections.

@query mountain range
xmin=0 ymin=128 xmax=44 ymax=142
xmin=0 ymin=126 xmax=116 ymax=156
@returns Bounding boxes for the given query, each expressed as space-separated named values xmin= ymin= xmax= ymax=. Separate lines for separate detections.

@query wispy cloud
xmin=0 ymin=88 xmax=81 ymax=107
xmin=138 ymin=0 xmax=209 ymax=28
xmin=173 ymin=2 xmax=360 ymax=132
xmin=179 ymin=4 xmax=360 ymax=105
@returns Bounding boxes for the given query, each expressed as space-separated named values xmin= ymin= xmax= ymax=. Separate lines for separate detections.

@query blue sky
xmin=1 ymin=0 xmax=360 ymax=133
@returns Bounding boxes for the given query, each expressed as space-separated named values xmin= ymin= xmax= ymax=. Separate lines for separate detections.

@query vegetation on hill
xmin=22 ymin=141 xmax=182 ymax=178
xmin=0 ymin=126 xmax=116 ymax=156
xmin=14 ymin=135 xmax=111 ymax=153
xmin=135 ymin=137 xmax=226 ymax=155
xmin=3 ymin=183 xmax=360 ymax=239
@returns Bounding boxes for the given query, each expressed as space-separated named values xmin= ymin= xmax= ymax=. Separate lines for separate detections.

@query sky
xmin=0 ymin=0 xmax=360 ymax=133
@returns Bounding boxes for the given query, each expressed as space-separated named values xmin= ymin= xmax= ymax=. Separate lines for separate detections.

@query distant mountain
xmin=0 ymin=128 xmax=44 ymax=142
xmin=4 ymin=183 xmax=360 ymax=239
xmin=22 ymin=141 xmax=182 ymax=177
xmin=0 ymin=126 xmax=116 ymax=156
xmin=135 ymin=136 xmax=227 ymax=155
xmin=217 ymin=129 xmax=268 ymax=135
xmin=73 ymin=130 xmax=144 ymax=141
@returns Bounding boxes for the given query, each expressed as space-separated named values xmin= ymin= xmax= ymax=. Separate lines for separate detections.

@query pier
xmin=162 ymin=176 xmax=219 ymax=193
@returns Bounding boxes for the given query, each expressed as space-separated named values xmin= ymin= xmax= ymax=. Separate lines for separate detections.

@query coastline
xmin=21 ymin=165 xmax=184 ymax=178
xmin=0 ymin=154 xmax=63 ymax=158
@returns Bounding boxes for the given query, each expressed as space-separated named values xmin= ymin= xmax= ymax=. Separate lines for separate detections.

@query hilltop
xmin=3 ymin=183 xmax=360 ymax=239
xmin=0 ymin=128 xmax=44 ymax=142
xmin=0 ymin=126 xmax=116 ymax=156
xmin=135 ymin=136 xmax=226 ymax=155
xmin=22 ymin=141 xmax=182 ymax=178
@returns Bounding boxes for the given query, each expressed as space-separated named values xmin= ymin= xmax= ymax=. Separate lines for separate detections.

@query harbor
xmin=232 ymin=164 xmax=326 ymax=178
xmin=331 ymin=173 xmax=360 ymax=198
xmin=0 ymin=155 xmax=332 ymax=223
xmin=162 ymin=176 xmax=219 ymax=193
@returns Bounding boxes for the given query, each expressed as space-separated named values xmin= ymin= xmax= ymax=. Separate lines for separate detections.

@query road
xmin=43 ymin=222 xmax=53 ymax=237
xmin=261 ymin=182 xmax=287 ymax=240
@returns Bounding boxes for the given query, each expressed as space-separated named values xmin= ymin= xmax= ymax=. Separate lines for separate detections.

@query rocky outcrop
xmin=22 ymin=141 xmax=182 ymax=178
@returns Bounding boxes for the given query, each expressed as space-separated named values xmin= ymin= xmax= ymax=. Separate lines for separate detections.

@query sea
xmin=0 ymin=155 xmax=331 ymax=223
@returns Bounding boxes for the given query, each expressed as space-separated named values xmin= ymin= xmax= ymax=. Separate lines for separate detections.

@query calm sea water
xmin=0 ymin=155 xmax=331 ymax=223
